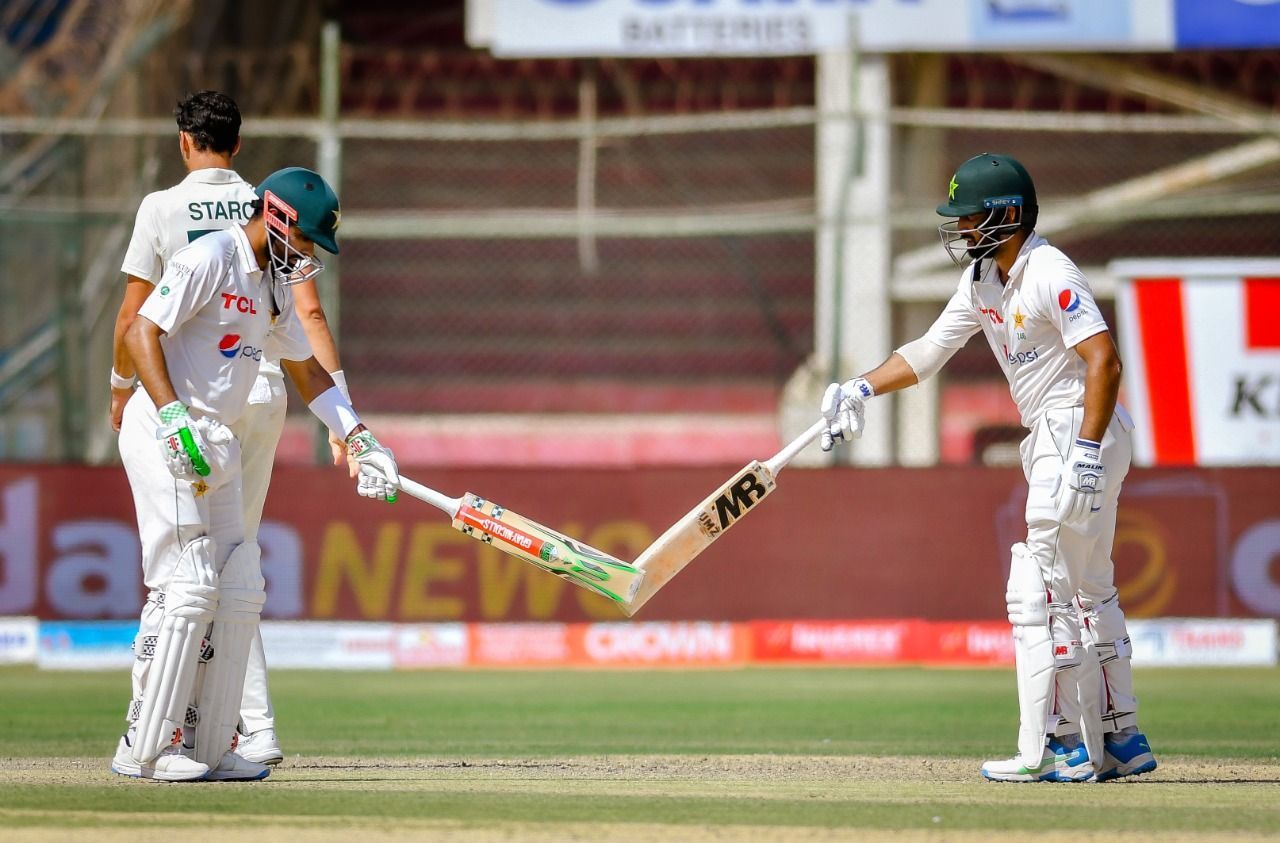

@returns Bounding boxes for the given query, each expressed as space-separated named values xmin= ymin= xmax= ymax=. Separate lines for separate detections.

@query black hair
xmin=174 ymin=91 xmax=241 ymax=154
xmin=1020 ymin=204 xmax=1039 ymax=232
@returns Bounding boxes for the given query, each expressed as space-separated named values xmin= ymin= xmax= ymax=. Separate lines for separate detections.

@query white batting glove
xmin=156 ymin=402 xmax=212 ymax=481
xmin=346 ymin=430 xmax=399 ymax=503
xmin=1054 ymin=437 xmax=1106 ymax=528
xmin=819 ymin=377 xmax=873 ymax=452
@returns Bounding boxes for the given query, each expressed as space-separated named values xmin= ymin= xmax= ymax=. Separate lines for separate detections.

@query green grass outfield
xmin=2 ymin=666 xmax=1279 ymax=841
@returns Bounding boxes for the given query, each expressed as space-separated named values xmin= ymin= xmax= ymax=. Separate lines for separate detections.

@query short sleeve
xmin=136 ymin=246 xmax=219 ymax=335
xmin=120 ymin=194 xmax=164 ymax=282
xmin=263 ymin=291 xmax=315 ymax=363
xmin=1036 ymin=254 xmax=1108 ymax=348
xmin=922 ymin=271 xmax=983 ymax=349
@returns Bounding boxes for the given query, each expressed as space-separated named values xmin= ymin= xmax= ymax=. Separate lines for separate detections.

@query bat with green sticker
xmin=177 ymin=428 xmax=212 ymax=477
xmin=398 ymin=475 xmax=645 ymax=607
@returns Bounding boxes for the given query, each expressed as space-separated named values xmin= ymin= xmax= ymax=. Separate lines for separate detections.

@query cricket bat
xmin=398 ymin=475 xmax=645 ymax=606
xmin=620 ymin=418 xmax=827 ymax=617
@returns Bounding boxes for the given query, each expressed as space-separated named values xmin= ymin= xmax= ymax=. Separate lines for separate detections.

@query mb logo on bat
xmin=699 ymin=469 xmax=773 ymax=539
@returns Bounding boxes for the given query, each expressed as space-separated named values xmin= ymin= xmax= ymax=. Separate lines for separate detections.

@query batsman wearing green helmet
xmin=115 ymin=166 xmax=399 ymax=781
xmin=111 ymin=95 xmax=358 ymax=775
xmin=819 ymin=153 xmax=1157 ymax=783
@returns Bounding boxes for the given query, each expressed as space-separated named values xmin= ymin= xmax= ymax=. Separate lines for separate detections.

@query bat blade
xmin=619 ymin=419 xmax=826 ymax=617
xmin=452 ymin=493 xmax=645 ymax=605
xmin=621 ymin=460 xmax=776 ymax=617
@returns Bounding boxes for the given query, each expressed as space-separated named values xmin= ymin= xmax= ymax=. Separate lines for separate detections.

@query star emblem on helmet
xmin=331 ymin=208 xmax=341 ymax=230
xmin=948 ymin=175 xmax=959 ymax=201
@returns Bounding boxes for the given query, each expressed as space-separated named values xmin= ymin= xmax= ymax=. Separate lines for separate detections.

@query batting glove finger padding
xmin=1053 ymin=437 xmax=1106 ymax=528
xmin=346 ymin=430 xmax=400 ymax=503
xmin=818 ymin=378 xmax=871 ymax=452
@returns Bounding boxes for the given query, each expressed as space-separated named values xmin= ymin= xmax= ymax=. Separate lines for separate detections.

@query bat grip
xmin=767 ymin=419 xmax=828 ymax=473
xmin=397 ymin=475 xmax=461 ymax=518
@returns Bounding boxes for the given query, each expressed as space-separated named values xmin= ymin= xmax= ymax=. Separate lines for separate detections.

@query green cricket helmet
xmin=936 ymin=153 xmax=1037 ymax=266
xmin=256 ymin=167 xmax=341 ymax=285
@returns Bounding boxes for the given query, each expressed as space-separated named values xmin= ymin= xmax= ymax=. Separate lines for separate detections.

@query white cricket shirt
xmin=121 ymin=168 xmax=258 ymax=282
xmin=921 ymin=233 xmax=1110 ymax=427
xmin=120 ymin=168 xmax=285 ymax=387
xmin=136 ymin=226 xmax=312 ymax=425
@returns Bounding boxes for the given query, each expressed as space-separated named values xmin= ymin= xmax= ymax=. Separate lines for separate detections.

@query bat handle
xmin=397 ymin=474 xmax=462 ymax=518
xmin=766 ymin=418 xmax=828 ymax=473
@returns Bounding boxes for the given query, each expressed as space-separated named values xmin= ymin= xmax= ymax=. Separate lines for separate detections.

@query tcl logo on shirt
xmin=221 ymin=293 xmax=258 ymax=314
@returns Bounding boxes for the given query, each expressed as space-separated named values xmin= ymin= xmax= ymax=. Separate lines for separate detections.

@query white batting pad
xmin=128 ymin=592 xmax=165 ymax=721
xmin=1005 ymin=542 xmax=1058 ymax=764
xmin=1081 ymin=592 xmax=1139 ymax=732
xmin=132 ymin=537 xmax=218 ymax=764
xmin=194 ymin=541 xmax=266 ymax=768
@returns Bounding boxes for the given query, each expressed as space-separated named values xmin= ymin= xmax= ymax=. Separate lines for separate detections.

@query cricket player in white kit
xmin=110 ymin=92 xmax=344 ymax=768
xmin=111 ymin=166 xmax=398 ymax=781
xmin=820 ymin=153 xmax=1157 ymax=783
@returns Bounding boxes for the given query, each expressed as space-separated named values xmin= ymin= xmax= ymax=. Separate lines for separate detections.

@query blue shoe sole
xmin=1097 ymin=759 xmax=1157 ymax=782
xmin=208 ymin=770 xmax=270 ymax=782
xmin=981 ymin=770 xmax=1094 ymax=783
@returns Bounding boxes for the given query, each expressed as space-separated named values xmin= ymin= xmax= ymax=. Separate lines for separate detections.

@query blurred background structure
xmin=0 ymin=0 xmax=1277 ymax=636
xmin=4 ymin=0 xmax=1278 ymax=469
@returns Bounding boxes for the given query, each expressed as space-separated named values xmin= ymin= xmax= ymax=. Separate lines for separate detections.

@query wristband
xmin=330 ymin=369 xmax=350 ymax=402
xmin=110 ymin=368 xmax=136 ymax=390
xmin=308 ymin=385 xmax=362 ymax=438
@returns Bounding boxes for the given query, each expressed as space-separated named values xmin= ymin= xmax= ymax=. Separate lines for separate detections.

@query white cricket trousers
xmin=119 ymin=389 xmax=246 ymax=717
xmin=232 ymin=374 xmax=288 ymax=734
xmin=1019 ymin=404 xmax=1140 ymax=732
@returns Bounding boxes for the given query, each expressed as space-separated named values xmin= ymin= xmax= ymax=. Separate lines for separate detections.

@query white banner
xmin=260 ymin=621 xmax=396 ymax=670
xmin=1129 ymin=618 xmax=1277 ymax=666
xmin=1113 ymin=259 xmax=1280 ymax=466
xmin=477 ymin=0 xmax=1175 ymax=57
xmin=0 ymin=616 xmax=38 ymax=665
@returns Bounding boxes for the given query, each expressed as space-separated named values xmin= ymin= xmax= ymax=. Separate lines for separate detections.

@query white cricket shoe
xmin=111 ymin=734 xmax=209 ymax=782
xmin=236 ymin=727 xmax=284 ymax=766
xmin=206 ymin=750 xmax=270 ymax=782
xmin=981 ymin=740 xmax=1095 ymax=783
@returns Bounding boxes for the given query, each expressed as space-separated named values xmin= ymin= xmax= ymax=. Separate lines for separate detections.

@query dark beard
xmin=966 ymin=241 xmax=999 ymax=261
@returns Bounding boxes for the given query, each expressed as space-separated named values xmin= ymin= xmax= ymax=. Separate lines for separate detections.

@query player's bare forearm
xmin=112 ymin=277 xmax=154 ymax=378
xmin=124 ymin=316 xmax=178 ymax=408
xmin=860 ymin=352 xmax=920 ymax=396
xmin=280 ymin=356 xmax=337 ymax=405
xmin=291 ymin=278 xmax=342 ymax=373
xmin=1074 ymin=331 xmax=1122 ymax=443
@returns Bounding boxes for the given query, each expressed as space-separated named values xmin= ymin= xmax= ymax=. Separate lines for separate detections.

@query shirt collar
xmin=180 ymin=167 xmax=246 ymax=186
xmin=229 ymin=224 xmax=262 ymax=277
xmin=1006 ymin=231 xmax=1046 ymax=284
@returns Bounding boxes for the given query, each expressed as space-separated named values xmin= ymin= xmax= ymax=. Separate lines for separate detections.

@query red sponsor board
xmin=0 ymin=465 xmax=1277 ymax=622
xmin=752 ymin=620 xmax=915 ymax=663
xmin=923 ymin=621 xmax=1015 ymax=665
xmin=570 ymin=622 xmax=750 ymax=667
xmin=470 ymin=622 xmax=751 ymax=667
xmin=750 ymin=620 xmax=1016 ymax=665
